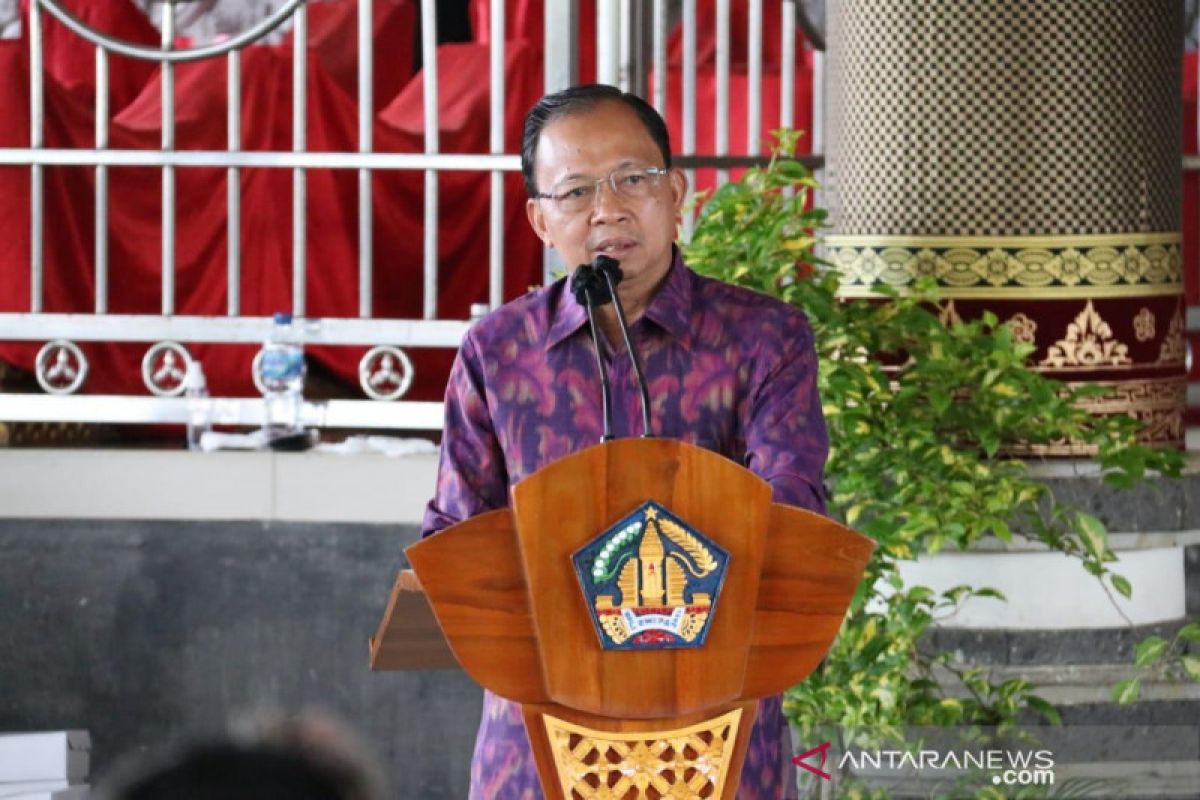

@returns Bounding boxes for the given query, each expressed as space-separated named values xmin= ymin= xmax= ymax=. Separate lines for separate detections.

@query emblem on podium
xmin=572 ymin=500 xmax=730 ymax=651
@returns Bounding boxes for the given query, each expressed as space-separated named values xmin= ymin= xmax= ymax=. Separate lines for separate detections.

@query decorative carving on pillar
xmin=1134 ymin=308 xmax=1157 ymax=342
xmin=826 ymin=235 xmax=1182 ymax=298
xmin=1156 ymin=303 xmax=1187 ymax=366
xmin=1007 ymin=377 xmax=1186 ymax=456
xmin=826 ymin=0 xmax=1185 ymax=451
xmin=1039 ymin=301 xmax=1132 ymax=371
xmin=1005 ymin=313 xmax=1037 ymax=345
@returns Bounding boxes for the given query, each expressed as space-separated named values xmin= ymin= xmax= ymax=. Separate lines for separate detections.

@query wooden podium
xmin=371 ymin=438 xmax=873 ymax=799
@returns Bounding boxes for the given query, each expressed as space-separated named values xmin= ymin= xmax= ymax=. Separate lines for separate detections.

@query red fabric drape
xmin=1183 ymin=51 xmax=1199 ymax=419
xmin=0 ymin=0 xmax=543 ymax=400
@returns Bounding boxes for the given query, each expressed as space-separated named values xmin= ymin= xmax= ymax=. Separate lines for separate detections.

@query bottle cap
xmin=273 ymin=311 xmax=293 ymax=324
xmin=183 ymin=360 xmax=207 ymax=391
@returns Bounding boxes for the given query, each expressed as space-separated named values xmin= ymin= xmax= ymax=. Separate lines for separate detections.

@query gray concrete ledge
xmin=0 ymin=449 xmax=437 ymax=525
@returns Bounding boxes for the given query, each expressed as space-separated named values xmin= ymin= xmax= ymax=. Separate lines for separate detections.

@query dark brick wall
xmin=0 ymin=519 xmax=480 ymax=799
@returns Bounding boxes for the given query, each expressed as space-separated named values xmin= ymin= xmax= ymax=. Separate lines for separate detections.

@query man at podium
xmin=422 ymin=84 xmax=827 ymax=800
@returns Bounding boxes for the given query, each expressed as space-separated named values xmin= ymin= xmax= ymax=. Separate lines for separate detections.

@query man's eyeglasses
xmin=535 ymin=166 xmax=669 ymax=214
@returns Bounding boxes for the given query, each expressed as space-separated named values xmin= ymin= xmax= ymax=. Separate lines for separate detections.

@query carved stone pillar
xmin=825 ymin=0 xmax=1186 ymax=452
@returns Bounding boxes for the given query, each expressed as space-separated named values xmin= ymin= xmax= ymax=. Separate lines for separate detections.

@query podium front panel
xmin=511 ymin=439 xmax=772 ymax=719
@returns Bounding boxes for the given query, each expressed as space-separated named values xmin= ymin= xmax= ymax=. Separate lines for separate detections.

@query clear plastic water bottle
xmin=260 ymin=312 xmax=306 ymax=439
xmin=183 ymin=359 xmax=211 ymax=451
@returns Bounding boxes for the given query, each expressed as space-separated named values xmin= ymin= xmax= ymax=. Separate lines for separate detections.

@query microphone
xmin=571 ymin=260 xmax=615 ymax=307
xmin=593 ymin=255 xmax=653 ymax=438
xmin=571 ymin=263 xmax=615 ymax=442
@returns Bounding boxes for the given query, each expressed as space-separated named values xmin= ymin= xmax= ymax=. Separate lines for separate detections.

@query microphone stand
xmin=572 ymin=265 xmax=615 ymax=442
xmin=594 ymin=256 xmax=653 ymax=438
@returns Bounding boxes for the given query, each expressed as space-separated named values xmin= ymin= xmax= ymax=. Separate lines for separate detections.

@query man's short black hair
xmin=521 ymin=84 xmax=673 ymax=197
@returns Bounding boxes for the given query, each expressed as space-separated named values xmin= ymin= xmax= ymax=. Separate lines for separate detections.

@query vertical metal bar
xmin=780 ymin=0 xmax=796 ymax=200
xmin=95 ymin=47 xmax=109 ymax=313
xmin=292 ymin=3 xmax=308 ymax=317
xmin=227 ymin=49 xmax=241 ymax=316
xmin=715 ymin=0 xmax=730 ymax=185
xmin=544 ymin=0 xmax=579 ymax=93
xmin=596 ymin=0 xmax=619 ymax=87
xmin=651 ymin=0 xmax=667 ymax=115
xmin=747 ymin=0 xmax=762 ymax=155
xmin=488 ymin=0 xmax=504 ymax=310
xmin=617 ymin=0 xmax=632 ymax=92
xmin=421 ymin=0 xmax=438 ymax=320
xmin=542 ymin=0 xmax=577 ymax=285
xmin=358 ymin=0 xmax=373 ymax=318
xmin=681 ymin=0 xmax=697 ymax=240
xmin=29 ymin=0 xmax=44 ymax=313
xmin=811 ymin=48 xmax=825 ymax=155
xmin=780 ymin=0 xmax=796 ymax=131
xmin=161 ymin=2 xmax=176 ymax=316
xmin=627 ymin=2 xmax=653 ymax=100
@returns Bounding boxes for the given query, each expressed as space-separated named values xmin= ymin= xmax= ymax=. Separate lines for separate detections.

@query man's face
xmin=525 ymin=101 xmax=688 ymax=289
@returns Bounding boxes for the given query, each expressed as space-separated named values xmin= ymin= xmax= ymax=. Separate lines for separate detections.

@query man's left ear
xmin=668 ymin=167 xmax=689 ymax=213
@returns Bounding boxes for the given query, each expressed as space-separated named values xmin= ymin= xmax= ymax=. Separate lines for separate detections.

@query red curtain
xmin=0 ymin=0 xmax=543 ymax=400
xmin=1184 ymin=51 xmax=1199 ymax=420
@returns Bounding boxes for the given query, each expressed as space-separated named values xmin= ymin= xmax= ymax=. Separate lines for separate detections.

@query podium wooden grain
xmin=369 ymin=568 xmax=459 ymax=671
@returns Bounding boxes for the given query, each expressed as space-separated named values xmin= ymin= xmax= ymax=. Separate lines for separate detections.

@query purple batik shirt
xmin=423 ymin=250 xmax=827 ymax=800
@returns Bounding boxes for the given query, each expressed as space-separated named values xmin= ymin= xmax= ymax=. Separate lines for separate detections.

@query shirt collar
xmin=641 ymin=247 xmax=692 ymax=342
xmin=545 ymin=276 xmax=589 ymax=350
xmin=544 ymin=248 xmax=692 ymax=351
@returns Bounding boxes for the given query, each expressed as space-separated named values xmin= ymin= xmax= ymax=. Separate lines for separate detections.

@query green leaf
xmin=907 ymin=586 xmax=935 ymax=602
xmin=1110 ymin=574 xmax=1132 ymax=599
xmin=941 ymin=585 xmax=971 ymax=605
xmin=1112 ymin=678 xmax=1141 ymax=704
xmin=1103 ymin=469 xmax=1138 ymax=490
xmin=1025 ymin=695 xmax=1062 ymax=725
xmin=1076 ymin=512 xmax=1110 ymax=559
xmin=1177 ymin=623 xmax=1200 ymax=643
xmin=1182 ymin=655 xmax=1200 ymax=681
xmin=1134 ymin=636 xmax=1168 ymax=667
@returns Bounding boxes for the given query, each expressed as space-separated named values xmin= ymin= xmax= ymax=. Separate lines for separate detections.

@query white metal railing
xmin=0 ymin=0 xmax=1192 ymax=433
xmin=0 ymin=0 xmax=822 ymax=431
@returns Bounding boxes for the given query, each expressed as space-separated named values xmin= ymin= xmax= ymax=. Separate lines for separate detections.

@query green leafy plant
xmin=683 ymin=130 xmax=1186 ymax=794
xmin=1112 ymin=622 xmax=1200 ymax=704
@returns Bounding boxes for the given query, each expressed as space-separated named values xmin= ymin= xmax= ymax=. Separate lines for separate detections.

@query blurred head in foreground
xmin=98 ymin=711 xmax=382 ymax=800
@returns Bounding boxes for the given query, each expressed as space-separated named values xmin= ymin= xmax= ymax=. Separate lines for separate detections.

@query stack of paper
xmin=0 ymin=731 xmax=90 ymax=800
